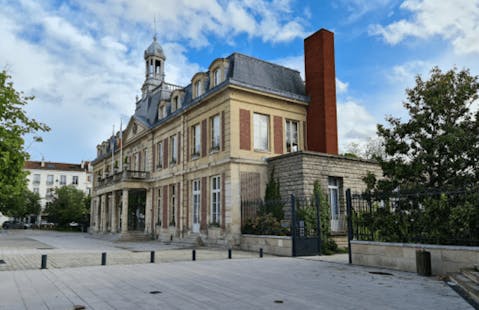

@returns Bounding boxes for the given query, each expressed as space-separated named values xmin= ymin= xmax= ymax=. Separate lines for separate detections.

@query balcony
xmin=96 ymin=170 xmax=150 ymax=188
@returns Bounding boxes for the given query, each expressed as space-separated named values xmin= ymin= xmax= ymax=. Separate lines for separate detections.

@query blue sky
xmin=1 ymin=0 xmax=478 ymax=163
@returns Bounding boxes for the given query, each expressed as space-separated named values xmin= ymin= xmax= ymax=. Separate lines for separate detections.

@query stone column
xmin=111 ymin=191 xmax=117 ymax=233
xmin=90 ymin=196 xmax=97 ymax=232
xmin=121 ymin=189 xmax=129 ymax=233
xmin=100 ymin=194 xmax=107 ymax=233
xmin=145 ymin=188 xmax=152 ymax=234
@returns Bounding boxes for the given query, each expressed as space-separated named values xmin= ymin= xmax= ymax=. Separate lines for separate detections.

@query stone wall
xmin=267 ymin=151 xmax=382 ymax=232
xmin=267 ymin=151 xmax=382 ymax=198
xmin=352 ymin=241 xmax=479 ymax=275
xmin=240 ymin=235 xmax=292 ymax=256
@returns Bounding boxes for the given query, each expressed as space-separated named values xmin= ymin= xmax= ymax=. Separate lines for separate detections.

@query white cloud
xmin=337 ymin=99 xmax=378 ymax=153
xmin=338 ymin=0 xmax=395 ymax=23
xmin=0 ymin=0 xmax=309 ymax=162
xmin=370 ymin=0 xmax=479 ymax=54
xmin=336 ymin=78 xmax=349 ymax=94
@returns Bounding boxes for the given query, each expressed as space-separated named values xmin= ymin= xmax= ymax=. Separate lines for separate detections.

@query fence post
xmin=315 ymin=191 xmax=322 ymax=256
xmin=346 ymin=189 xmax=353 ymax=264
xmin=192 ymin=249 xmax=196 ymax=261
xmin=291 ymin=194 xmax=296 ymax=257
xmin=228 ymin=249 xmax=232 ymax=259
xmin=150 ymin=251 xmax=155 ymax=263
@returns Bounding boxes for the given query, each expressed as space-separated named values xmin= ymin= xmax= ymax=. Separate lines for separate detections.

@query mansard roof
xmin=94 ymin=52 xmax=309 ymax=163
xmin=133 ymin=52 xmax=308 ymax=129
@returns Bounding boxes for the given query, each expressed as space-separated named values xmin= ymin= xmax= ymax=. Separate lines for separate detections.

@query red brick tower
xmin=304 ymin=29 xmax=338 ymax=154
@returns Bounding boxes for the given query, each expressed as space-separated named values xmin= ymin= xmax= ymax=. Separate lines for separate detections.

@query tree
xmin=0 ymin=70 xmax=50 ymax=213
xmin=45 ymin=186 xmax=89 ymax=227
xmin=376 ymin=67 xmax=479 ymax=192
xmin=263 ymin=167 xmax=284 ymax=220
xmin=5 ymin=189 xmax=41 ymax=219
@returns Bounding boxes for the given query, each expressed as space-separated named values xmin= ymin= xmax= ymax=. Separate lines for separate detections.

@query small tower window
xmin=155 ymin=60 xmax=161 ymax=75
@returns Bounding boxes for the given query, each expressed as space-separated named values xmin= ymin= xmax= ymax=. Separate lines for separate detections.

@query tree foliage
xmin=5 ymin=189 xmax=41 ymax=219
xmin=0 ymin=70 xmax=50 ymax=213
xmin=262 ymin=167 xmax=284 ymax=220
xmin=45 ymin=186 xmax=89 ymax=227
xmin=376 ymin=67 xmax=479 ymax=192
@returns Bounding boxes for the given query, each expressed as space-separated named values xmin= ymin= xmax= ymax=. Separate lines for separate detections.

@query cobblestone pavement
xmin=0 ymin=230 xmax=265 ymax=271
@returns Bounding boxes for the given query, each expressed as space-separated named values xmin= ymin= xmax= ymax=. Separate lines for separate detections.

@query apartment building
xmin=25 ymin=160 xmax=93 ymax=223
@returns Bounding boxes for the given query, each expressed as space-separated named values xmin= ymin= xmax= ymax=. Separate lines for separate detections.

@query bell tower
xmin=141 ymin=34 xmax=166 ymax=97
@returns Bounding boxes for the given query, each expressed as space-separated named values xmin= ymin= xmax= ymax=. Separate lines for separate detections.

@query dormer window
xmin=158 ymin=104 xmax=166 ymax=119
xmin=171 ymin=95 xmax=181 ymax=112
xmin=213 ymin=68 xmax=221 ymax=87
xmin=195 ymin=80 xmax=203 ymax=98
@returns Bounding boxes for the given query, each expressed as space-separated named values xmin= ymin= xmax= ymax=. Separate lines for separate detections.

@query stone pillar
xmin=121 ymin=189 xmax=129 ymax=233
xmin=90 ymin=196 xmax=97 ymax=232
xmin=111 ymin=191 xmax=117 ymax=233
xmin=145 ymin=188 xmax=152 ymax=234
xmin=101 ymin=194 xmax=107 ymax=232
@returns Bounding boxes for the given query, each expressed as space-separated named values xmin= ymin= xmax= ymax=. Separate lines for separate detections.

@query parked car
xmin=2 ymin=221 xmax=31 ymax=229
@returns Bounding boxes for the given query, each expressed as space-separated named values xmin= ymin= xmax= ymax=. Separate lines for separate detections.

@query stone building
xmin=90 ymin=29 xmax=381 ymax=245
xmin=25 ymin=160 xmax=93 ymax=224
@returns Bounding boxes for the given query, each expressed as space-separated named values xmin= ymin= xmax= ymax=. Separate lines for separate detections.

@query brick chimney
xmin=304 ymin=29 xmax=338 ymax=154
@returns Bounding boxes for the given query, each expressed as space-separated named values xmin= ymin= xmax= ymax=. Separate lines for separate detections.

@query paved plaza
xmin=0 ymin=230 xmax=473 ymax=309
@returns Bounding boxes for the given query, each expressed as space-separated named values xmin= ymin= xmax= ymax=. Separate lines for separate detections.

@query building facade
xmin=91 ymin=29 xmax=379 ymax=245
xmin=25 ymin=160 xmax=93 ymax=224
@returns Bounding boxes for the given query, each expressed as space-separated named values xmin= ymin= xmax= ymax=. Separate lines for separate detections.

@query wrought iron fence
xmin=347 ymin=188 xmax=479 ymax=246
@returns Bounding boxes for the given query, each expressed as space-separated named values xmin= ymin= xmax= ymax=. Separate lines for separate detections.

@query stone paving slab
xmin=0 ymin=257 xmax=473 ymax=310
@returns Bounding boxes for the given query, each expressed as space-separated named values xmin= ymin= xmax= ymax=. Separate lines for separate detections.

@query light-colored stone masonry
xmin=267 ymin=151 xmax=382 ymax=232
xmin=352 ymin=241 xmax=479 ymax=275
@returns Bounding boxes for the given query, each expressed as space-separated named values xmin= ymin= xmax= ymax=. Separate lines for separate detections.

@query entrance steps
xmin=117 ymin=231 xmax=151 ymax=242
xmin=448 ymin=266 xmax=479 ymax=308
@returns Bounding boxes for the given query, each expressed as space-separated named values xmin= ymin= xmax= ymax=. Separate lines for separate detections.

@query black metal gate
xmin=291 ymin=194 xmax=321 ymax=256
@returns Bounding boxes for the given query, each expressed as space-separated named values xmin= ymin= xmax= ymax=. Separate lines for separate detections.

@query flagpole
xmin=112 ymin=124 xmax=115 ymax=174
xmin=119 ymin=119 xmax=123 ymax=171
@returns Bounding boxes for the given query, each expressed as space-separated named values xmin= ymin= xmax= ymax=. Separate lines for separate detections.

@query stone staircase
xmin=117 ymin=231 xmax=152 ymax=242
xmin=448 ymin=266 xmax=479 ymax=308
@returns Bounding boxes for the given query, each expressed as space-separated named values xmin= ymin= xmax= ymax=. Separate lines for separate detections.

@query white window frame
xmin=170 ymin=135 xmax=177 ymax=164
xmin=60 ymin=175 xmax=66 ymax=185
xmin=46 ymin=175 xmax=54 ymax=186
xmin=72 ymin=176 xmax=79 ymax=185
xmin=213 ymin=68 xmax=221 ymax=86
xmin=210 ymin=175 xmax=221 ymax=225
xmin=286 ymin=119 xmax=299 ymax=152
xmin=157 ymin=142 xmax=163 ymax=168
xmin=253 ymin=113 xmax=269 ymax=151
xmin=33 ymin=174 xmax=40 ymax=185
xmin=192 ymin=179 xmax=201 ymax=230
xmin=192 ymin=124 xmax=201 ymax=157
xmin=211 ymin=114 xmax=220 ymax=151
xmin=195 ymin=80 xmax=202 ymax=97
xmin=328 ymin=177 xmax=339 ymax=220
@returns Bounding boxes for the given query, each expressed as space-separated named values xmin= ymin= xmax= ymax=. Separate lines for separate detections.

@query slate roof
xmin=95 ymin=52 xmax=309 ymax=162
xmin=133 ymin=52 xmax=308 ymax=129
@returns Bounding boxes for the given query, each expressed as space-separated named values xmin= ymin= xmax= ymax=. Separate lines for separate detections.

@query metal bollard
xmin=101 ymin=252 xmax=107 ymax=266
xmin=228 ymin=249 xmax=232 ymax=259
xmin=41 ymin=254 xmax=47 ymax=269
xmin=192 ymin=249 xmax=196 ymax=261
xmin=150 ymin=251 xmax=155 ymax=263
xmin=259 ymin=248 xmax=263 ymax=258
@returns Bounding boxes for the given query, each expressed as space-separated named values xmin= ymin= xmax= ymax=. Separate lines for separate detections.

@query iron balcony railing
xmin=96 ymin=170 xmax=150 ymax=188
